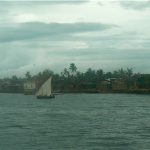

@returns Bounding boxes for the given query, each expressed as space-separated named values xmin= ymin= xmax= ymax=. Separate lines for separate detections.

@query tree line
xmin=1 ymin=63 xmax=149 ymax=91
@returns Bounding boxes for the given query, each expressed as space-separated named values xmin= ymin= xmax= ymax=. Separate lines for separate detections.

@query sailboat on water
xmin=36 ymin=77 xmax=55 ymax=99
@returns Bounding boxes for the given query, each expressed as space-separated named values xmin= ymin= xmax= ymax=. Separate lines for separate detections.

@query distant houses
xmin=23 ymin=81 xmax=36 ymax=95
xmin=99 ymin=78 xmax=127 ymax=92
xmin=0 ymin=71 xmax=150 ymax=94
xmin=0 ymin=81 xmax=23 ymax=93
xmin=111 ymin=79 xmax=127 ymax=91
xmin=99 ymin=80 xmax=111 ymax=91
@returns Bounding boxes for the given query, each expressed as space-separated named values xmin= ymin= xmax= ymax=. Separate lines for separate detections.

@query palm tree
xmin=69 ymin=63 xmax=77 ymax=76
xmin=126 ymin=68 xmax=133 ymax=89
xmin=118 ymin=68 xmax=126 ymax=79
xmin=96 ymin=69 xmax=104 ymax=81
xmin=25 ymin=71 xmax=32 ymax=80
xmin=11 ymin=75 xmax=19 ymax=84
xmin=126 ymin=68 xmax=133 ymax=79
xmin=85 ymin=68 xmax=96 ymax=82
xmin=62 ymin=68 xmax=70 ymax=78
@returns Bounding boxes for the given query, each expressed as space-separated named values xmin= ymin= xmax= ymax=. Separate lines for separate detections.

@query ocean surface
xmin=0 ymin=93 xmax=150 ymax=150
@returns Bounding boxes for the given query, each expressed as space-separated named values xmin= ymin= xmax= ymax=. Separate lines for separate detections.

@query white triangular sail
xmin=36 ymin=77 xmax=52 ymax=96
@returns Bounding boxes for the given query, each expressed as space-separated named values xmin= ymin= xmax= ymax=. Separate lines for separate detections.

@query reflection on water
xmin=0 ymin=93 xmax=150 ymax=150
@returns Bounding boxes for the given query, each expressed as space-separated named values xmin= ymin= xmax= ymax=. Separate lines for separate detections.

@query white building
xmin=24 ymin=81 xmax=36 ymax=94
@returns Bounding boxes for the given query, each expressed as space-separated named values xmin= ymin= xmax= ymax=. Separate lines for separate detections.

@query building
xmin=24 ymin=81 xmax=36 ymax=94
xmin=99 ymin=80 xmax=111 ymax=91
xmin=111 ymin=79 xmax=127 ymax=91
xmin=0 ymin=83 xmax=23 ymax=93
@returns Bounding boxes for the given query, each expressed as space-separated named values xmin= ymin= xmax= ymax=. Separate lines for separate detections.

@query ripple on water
xmin=0 ymin=93 xmax=150 ymax=150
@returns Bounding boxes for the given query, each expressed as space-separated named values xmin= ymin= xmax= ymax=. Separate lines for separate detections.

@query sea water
xmin=0 ymin=93 xmax=150 ymax=150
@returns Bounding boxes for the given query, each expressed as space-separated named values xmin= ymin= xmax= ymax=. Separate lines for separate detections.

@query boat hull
xmin=36 ymin=95 xmax=55 ymax=99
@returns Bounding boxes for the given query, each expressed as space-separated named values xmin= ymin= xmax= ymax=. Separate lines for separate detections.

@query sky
xmin=0 ymin=0 xmax=150 ymax=77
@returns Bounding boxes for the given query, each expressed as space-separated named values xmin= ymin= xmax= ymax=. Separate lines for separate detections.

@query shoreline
xmin=0 ymin=89 xmax=150 ymax=95
xmin=50 ymin=89 xmax=150 ymax=95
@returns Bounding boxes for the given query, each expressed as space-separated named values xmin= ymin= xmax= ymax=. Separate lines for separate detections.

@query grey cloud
xmin=41 ymin=0 xmax=89 ymax=4
xmin=0 ymin=35 xmax=150 ymax=75
xmin=120 ymin=1 xmax=150 ymax=10
xmin=0 ymin=22 xmax=116 ymax=43
xmin=97 ymin=1 xmax=103 ymax=6
xmin=0 ymin=0 xmax=89 ymax=6
xmin=0 ymin=1 xmax=150 ymax=75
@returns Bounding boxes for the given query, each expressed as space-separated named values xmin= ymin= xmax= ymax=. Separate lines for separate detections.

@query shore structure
xmin=24 ymin=81 xmax=36 ymax=95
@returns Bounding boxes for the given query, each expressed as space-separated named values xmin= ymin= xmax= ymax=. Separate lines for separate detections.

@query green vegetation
xmin=0 ymin=63 xmax=150 ymax=93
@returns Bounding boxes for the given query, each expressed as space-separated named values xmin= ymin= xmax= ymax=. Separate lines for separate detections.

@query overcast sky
xmin=0 ymin=0 xmax=150 ymax=77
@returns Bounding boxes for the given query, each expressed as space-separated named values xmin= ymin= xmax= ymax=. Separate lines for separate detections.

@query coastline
xmin=0 ymin=89 xmax=150 ymax=95
xmin=53 ymin=89 xmax=150 ymax=95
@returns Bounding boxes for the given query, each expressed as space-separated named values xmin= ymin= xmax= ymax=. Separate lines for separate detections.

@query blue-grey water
xmin=0 ymin=93 xmax=150 ymax=150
